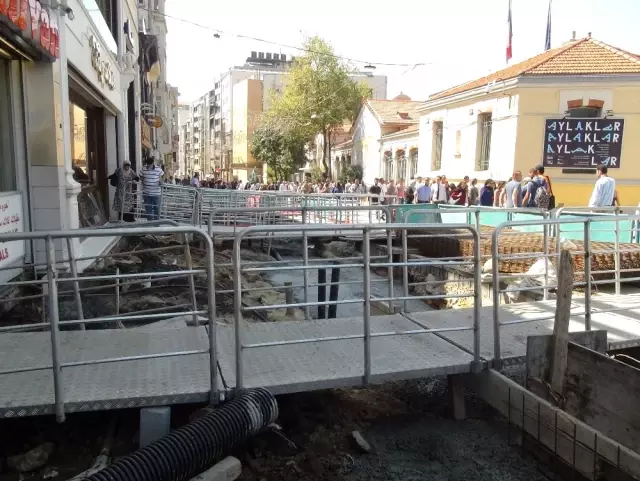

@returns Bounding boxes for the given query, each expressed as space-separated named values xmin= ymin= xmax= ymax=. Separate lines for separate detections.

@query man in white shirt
xmin=140 ymin=157 xmax=164 ymax=220
xmin=588 ymin=164 xmax=616 ymax=208
xmin=432 ymin=176 xmax=448 ymax=204
xmin=415 ymin=177 xmax=431 ymax=203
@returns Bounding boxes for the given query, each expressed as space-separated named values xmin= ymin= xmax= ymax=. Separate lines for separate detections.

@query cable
xmin=142 ymin=6 xmax=430 ymax=69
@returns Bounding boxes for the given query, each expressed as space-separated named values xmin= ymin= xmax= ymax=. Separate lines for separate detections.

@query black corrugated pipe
xmin=84 ymin=389 xmax=278 ymax=481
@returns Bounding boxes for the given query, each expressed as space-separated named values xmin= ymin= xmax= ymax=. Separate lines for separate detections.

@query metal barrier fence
xmin=120 ymin=183 xmax=401 ymax=226
xmin=0 ymin=225 xmax=216 ymax=422
xmin=491 ymin=215 xmax=640 ymax=365
xmin=206 ymin=205 xmax=393 ymax=237
xmin=228 ymin=223 xmax=482 ymax=390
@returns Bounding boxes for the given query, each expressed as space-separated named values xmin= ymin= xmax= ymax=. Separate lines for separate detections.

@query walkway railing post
xmin=301 ymin=211 xmax=311 ymax=321
xmin=402 ymin=228 xmax=409 ymax=313
xmin=614 ymin=214 xmax=621 ymax=296
xmin=362 ymin=228 xmax=372 ymax=384
xmin=472 ymin=225 xmax=482 ymax=364
xmin=543 ymin=211 xmax=550 ymax=301
xmin=584 ymin=219 xmax=592 ymax=331
xmin=491 ymin=226 xmax=502 ymax=366
xmin=232 ymin=234 xmax=245 ymax=391
xmin=46 ymin=236 xmax=65 ymax=423
xmin=203 ymin=233 xmax=218 ymax=403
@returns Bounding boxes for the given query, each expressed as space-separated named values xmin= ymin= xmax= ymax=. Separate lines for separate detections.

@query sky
xmin=165 ymin=0 xmax=640 ymax=103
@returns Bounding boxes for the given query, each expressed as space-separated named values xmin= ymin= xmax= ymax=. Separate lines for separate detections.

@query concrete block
xmin=190 ymin=457 xmax=241 ymax=481
xmin=139 ymin=406 xmax=171 ymax=448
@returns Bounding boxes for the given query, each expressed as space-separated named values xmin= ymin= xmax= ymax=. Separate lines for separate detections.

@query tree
xmin=338 ymin=164 xmax=363 ymax=184
xmin=269 ymin=36 xmax=372 ymax=176
xmin=250 ymin=119 xmax=306 ymax=181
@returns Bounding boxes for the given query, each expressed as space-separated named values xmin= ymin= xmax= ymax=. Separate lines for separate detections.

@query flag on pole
xmin=545 ymin=0 xmax=552 ymax=51
xmin=506 ymin=0 xmax=513 ymax=63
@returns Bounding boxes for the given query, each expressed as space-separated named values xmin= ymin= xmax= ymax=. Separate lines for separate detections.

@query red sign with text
xmin=0 ymin=0 xmax=59 ymax=59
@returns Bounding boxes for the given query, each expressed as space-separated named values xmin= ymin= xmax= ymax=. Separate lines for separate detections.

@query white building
xmin=203 ymin=52 xmax=388 ymax=179
xmin=349 ymin=95 xmax=422 ymax=184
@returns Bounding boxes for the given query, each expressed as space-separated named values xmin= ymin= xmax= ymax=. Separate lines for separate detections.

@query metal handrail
xmin=207 ymin=204 xmax=393 ymax=237
xmin=490 ymin=214 xmax=640 ymax=366
xmin=230 ymin=222 xmax=482 ymax=391
xmin=0 ymin=225 xmax=217 ymax=423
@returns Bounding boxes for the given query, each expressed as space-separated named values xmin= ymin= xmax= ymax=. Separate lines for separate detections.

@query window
xmin=382 ymin=151 xmax=392 ymax=180
xmin=409 ymin=149 xmax=418 ymax=180
xmin=396 ymin=150 xmax=406 ymax=181
xmin=476 ymin=113 xmax=492 ymax=171
xmin=0 ymin=60 xmax=16 ymax=192
xmin=455 ymin=131 xmax=461 ymax=157
xmin=566 ymin=107 xmax=601 ymax=118
xmin=432 ymin=121 xmax=443 ymax=170
xmin=94 ymin=0 xmax=118 ymax=43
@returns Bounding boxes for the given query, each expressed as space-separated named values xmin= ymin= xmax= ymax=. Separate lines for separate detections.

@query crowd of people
xmin=111 ymin=159 xmax=620 ymax=221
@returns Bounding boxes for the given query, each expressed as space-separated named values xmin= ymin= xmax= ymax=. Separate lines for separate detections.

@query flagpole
xmin=506 ymin=0 xmax=513 ymax=66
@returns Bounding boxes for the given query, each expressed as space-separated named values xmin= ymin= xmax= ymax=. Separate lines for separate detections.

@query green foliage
xmin=250 ymin=120 xmax=306 ymax=181
xmin=268 ymin=36 xmax=372 ymax=175
xmin=309 ymin=164 xmax=326 ymax=183
xmin=338 ymin=164 xmax=363 ymax=184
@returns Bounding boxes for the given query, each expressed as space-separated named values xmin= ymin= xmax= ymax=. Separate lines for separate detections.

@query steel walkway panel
xmin=0 ymin=328 xmax=211 ymax=417
xmin=216 ymin=314 xmax=475 ymax=395
xmin=406 ymin=293 xmax=640 ymax=362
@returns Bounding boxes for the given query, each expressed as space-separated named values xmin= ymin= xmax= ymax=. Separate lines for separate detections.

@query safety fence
xmin=0 ymin=224 xmax=216 ymax=422
xmin=119 ymin=183 xmax=640 ymax=244
xmin=226 ymin=223 xmax=482 ymax=389
xmin=490 ymin=215 xmax=640 ymax=365
xmin=206 ymin=205 xmax=393 ymax=238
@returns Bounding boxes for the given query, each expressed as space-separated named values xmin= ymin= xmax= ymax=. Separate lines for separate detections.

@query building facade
xmin=350 ymin=96 xmax=422 ymax=185
xmin=418 ymin=36 xmax=640 ymax=206
xmin=0 ymin=0 xmax=145 ymax=282
xmin=177 ymin=52 xmax=389 ymax=181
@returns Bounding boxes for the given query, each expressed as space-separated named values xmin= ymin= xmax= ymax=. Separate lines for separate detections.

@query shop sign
xmin=0 ymin=0 xmax=59 ymax=59
xmin=141 ymin=118 xmax=152 ymax=149
xmin=89 ymin=35 xmax=115 ymax=90
xmin=543 ymin=118 xmax=624 ymax=169
xmin=0 ymin=192 xmax=25 ymax=268
xmin=149 ymin=116 xmax=163 ymax=128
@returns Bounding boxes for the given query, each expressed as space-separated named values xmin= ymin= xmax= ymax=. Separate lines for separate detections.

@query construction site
xmin=1 ymin=190 xmax=640 ymax=481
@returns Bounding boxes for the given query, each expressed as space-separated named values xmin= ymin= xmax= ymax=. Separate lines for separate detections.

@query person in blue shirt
xmin=479 ymin=179 xmax=495 ymax=206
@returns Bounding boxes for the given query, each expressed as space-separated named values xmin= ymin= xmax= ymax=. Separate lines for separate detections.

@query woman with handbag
xmin=109 ymin=160 xmax=139 ymax=222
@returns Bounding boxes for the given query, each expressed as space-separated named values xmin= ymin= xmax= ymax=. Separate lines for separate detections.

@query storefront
xmin=0 ymin=0 xmax=59 ymax=281
xmin=64 ymin=0 xmax=123 ymax=228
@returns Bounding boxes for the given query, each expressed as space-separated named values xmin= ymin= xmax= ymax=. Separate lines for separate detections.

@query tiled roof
xmin=381 ymin=124 xmax=420 ymax=139
xmin=367 ymin=99 xmax=423 ymax=124
xmin=429 ymin=38 xmax=640 ymax=101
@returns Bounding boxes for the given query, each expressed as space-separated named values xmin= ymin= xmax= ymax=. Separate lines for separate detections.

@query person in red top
xmin=450 ymin=181 xmax=468 ymax=205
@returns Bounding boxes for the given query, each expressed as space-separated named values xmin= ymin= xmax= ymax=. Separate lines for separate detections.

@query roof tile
xmin=367 ymin=99 xmax=423 ymax=124
xmin=429 ymin=38 xmax=640 ymax=101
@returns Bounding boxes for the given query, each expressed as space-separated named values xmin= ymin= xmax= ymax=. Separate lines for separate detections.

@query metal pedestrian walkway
xmin=2 ymin=295 xmax=640 ymax=418
xmin=2 ymin=217 xmax=640 ymax=421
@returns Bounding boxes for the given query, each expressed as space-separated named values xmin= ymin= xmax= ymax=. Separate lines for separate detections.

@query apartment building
xmin=177 ymin=51 xmax=388 ymax=180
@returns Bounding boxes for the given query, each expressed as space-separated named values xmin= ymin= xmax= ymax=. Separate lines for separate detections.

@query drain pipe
xmin=83 ymin=389 xmax=278 ymax=481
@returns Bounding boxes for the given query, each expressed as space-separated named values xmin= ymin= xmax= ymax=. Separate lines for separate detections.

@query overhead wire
xmin=140 ymin=6 xmax=430 ymax=69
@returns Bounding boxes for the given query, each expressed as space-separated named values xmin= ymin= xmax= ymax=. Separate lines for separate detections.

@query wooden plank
xmin=526 ymin=331 xmax=608 ymax=403
xmin=550 ymin=250 xmax=574 ymax=394
xmin=465 ymin=369 xmax=640 ymax=480
xmin=564 ymin=343 xmax=640 ymax=453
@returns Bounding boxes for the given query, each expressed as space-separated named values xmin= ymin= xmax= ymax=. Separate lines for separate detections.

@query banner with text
xmin=543 ymin=118 xmax=624 ymax=169
xmin=0 ymin=192 xmax=25 ymax=277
